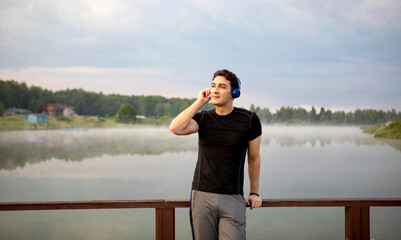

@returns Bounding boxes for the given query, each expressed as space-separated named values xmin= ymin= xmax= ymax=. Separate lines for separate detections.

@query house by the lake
xmin=42 ymin=104 xmax=75 ymax=117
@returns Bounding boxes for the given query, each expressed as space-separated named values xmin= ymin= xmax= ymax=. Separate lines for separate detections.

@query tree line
xmin=0 ymin=80 xmax=213 ymax=118
xmin=1 ymin=80 xmax=400 ymax=125
xmin=251 ymin=105 xmax=401 ymax=125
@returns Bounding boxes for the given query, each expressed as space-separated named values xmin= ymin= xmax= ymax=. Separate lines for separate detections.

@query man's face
xmin=211 ymin=75 xmax=232 ymax=106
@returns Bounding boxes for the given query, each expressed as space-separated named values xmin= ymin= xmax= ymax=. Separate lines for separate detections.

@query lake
xmin=0 ymin=126 xmax=400 ymax=239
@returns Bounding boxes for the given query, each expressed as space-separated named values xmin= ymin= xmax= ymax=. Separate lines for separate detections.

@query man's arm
xmin=169 ymin=88 xmax=211 ymax=135
xmin=245 ymin=135 xmax=262 ymax=209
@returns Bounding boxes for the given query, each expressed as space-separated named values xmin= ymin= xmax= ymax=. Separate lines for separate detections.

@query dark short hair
xmin=212 ymin=69 xmax=240 ymax=90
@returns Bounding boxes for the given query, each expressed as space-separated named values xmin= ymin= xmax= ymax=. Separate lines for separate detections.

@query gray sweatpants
xmin=190 ymin=190 xmax=246 ymax=240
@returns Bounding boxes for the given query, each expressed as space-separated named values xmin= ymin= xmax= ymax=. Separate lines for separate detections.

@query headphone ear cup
xmin=232 ymin=88 xmax=241 ymax=98
xmin=232 ymin=78 xmax=241 ymax=98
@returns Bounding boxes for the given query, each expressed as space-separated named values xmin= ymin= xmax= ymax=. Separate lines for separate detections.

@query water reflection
xmin=261 ymin=126 xmax=401 ymax=151
xmin=0 ymin=127 xmax=197 ymax=170
xmin=0 ymin=126 xmax=400 ymax=170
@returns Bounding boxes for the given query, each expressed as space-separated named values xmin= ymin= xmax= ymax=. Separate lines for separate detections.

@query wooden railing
xmin=1 ymin=198 xmax=401 ymax=240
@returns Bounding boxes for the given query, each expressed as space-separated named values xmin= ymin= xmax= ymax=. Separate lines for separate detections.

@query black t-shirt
xmin=192 ymin=107 xmax=262 ymax=195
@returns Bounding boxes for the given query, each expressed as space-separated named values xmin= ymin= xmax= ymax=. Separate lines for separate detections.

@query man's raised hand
xmin=198 ymin=88 xmax=211 ymax=104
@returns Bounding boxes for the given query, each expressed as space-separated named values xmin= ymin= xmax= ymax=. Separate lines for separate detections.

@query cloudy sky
xmin=1 ymin=0 xmax=400 ymax=111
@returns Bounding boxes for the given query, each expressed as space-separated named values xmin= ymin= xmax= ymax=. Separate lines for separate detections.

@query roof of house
xmin=43 ymin=104 xmax=74 ymax=110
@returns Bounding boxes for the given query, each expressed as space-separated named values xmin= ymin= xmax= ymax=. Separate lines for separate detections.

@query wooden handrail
xmin=1 ymin=198 xmax=401 ymax=240
xmin=1 ymin=198 xmax=401 ymax=211
xmin=261 ymin=198 xmax=401 ymax=207
xmin=0 ymin=199 xmax=167 ymax=211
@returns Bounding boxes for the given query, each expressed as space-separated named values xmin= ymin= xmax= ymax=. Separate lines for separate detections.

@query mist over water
xmin=0 ymin=126 xmax=400 ymax=239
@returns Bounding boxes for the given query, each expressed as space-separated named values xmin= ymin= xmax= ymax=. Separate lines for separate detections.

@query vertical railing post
xmin=156 ymin=207 xmax=175 ymax=240
xmin=156 ymin=208 xmax=163 ymax=240
xmin=361 ymin=207 xmax=370 ymax=240
xmin=345 ymin=206 xmax=370 ymax=240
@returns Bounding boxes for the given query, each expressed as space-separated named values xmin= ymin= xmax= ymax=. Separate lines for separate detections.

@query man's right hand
xmin=198 ymin=88 xmax=211 ymax=105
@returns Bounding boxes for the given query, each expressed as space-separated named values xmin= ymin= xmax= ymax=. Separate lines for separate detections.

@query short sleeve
xmin=192 ymin=111 xmax=204 ymax=124
xmin=248 ymin=112 xmax=262 ymax=141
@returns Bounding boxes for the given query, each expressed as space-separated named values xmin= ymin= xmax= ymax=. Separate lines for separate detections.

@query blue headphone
xmin=232 ymin=79 xmax=241 ymax=98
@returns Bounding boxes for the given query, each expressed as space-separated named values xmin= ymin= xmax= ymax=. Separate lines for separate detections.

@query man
xmin=169 ymin=69 xmax=262 ymax=240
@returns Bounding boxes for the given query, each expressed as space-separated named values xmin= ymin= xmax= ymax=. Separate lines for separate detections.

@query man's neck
xmin=215 ymin=103 xmax=234 ymax=116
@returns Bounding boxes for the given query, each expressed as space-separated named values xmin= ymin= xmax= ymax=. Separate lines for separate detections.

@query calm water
xmin=0 ymin=126 xmax=400 ymax=239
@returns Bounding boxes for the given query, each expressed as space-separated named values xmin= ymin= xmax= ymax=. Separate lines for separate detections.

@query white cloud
xmin=53 ymin=0 xmax=142 ymax=32
xmin=351 ymin=0 xmax=401 ymax=29
xmin=0 ymin=0 xmax=146 ymax=48
xmin=0 ymin=1 xmax=40 ymax=47
xmin=2 ymin=0 xmax=400 ymax=41
xmin=189 ymin=0 xmax=224 ymax=19
xmin=251 ymin=0 xmax=401 ymax=34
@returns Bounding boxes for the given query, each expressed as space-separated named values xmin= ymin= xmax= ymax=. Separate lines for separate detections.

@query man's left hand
xmin=245 ymin=195 xmax=262 ymax=210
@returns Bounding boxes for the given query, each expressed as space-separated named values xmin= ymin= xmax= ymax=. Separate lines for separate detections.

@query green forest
xmin=1 ymin=79 xmax=400 ymax=125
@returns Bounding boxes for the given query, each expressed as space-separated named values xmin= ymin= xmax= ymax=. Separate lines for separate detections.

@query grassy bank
xmin=0 ymin=115 xmax=172 ymax=130
xmin=362 ymin=120 xmax=401 ymax=139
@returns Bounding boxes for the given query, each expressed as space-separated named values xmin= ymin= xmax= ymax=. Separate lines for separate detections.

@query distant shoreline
xmin=362 ymin=121 xmax=401 ymax=139
xmin=0 ymin=115 xmax=171 ymax=131
xmin=2 ymin=115 xmax=400 ymax=133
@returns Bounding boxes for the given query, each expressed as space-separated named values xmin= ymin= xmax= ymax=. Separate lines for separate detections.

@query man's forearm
xmin=248 ymin=156 xmax=261 ymax=194
xmin=169 ymin=99 xmax=204 ymax=135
